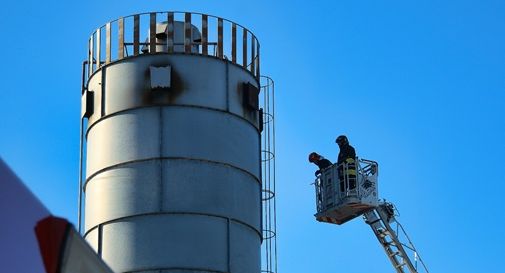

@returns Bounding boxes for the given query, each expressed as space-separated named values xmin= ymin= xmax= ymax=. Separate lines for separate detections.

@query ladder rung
xmin=379 ymin=230 xmax=390 ymax=236
xmin=383 ymin=240 xmax=394 ymax=246
xmin=366 ymin=218 xmax=381 ymax=225
xmin=389 ymin=251 xmax=400 ymax=257
xmin=395 ymin=262 xmax=406 ymax=268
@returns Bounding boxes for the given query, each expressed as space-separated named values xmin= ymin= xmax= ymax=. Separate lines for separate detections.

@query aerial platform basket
xmin=314 ymin=158 xmax=379 ymax=225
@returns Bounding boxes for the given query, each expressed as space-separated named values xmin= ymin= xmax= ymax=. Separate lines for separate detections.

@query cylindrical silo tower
xmin=78 ymin=12 xmax=263 ymax=273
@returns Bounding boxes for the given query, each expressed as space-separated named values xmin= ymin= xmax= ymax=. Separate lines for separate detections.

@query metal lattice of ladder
xmin=364 ymin=202 xmax=430 ymax=273
xmin=260 ymin=76 xmax=278 ymax=273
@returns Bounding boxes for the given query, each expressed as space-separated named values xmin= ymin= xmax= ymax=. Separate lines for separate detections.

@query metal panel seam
xmin=83 ymin=157 xmax=261 ymax=192
xmin=83 ymin=211 xmax=262 ymax=239
xmin=122 ymin=267 xmax=227 ymax=273
xmin=85 ymin=53 xmax=260 ymax=88
xmin=85 ymin=104 xmax=261 ymax=139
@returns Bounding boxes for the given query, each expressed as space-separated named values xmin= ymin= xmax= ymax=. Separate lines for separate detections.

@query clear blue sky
xmin=1 ymin=1 xmax=504 ymax=272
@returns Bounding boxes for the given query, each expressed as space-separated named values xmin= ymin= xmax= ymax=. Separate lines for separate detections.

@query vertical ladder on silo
xmin=363 ymin=203 xmax=423 ymax=273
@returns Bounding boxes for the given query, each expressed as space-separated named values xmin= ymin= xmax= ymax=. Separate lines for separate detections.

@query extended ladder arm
xmin=363 ymin=202 xmax=429 ymax=273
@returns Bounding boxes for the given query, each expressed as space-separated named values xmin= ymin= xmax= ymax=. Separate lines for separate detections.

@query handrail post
xmin=150 ymin=13 xmax=157 ymax=53
xmin=88 ymin=36 xmax=93 ymax=77
xmin=118 ymin=18 xmax=124 ymax=59
xmin=201 ymin=14 xmax=208 ymax=55
xmin=184 ymin=12 xmax=192 ymax=53
xmin=231 ymin=23 xmax=237 ymax=63
xmin=251 ymin=37 xmax=255 ymax=73
xmin=217 ymin=18 xmax=223 ymax=58
xmin=105 ymin=23 xmax=111 ymax=64
xmin=96 ymin=28 xmax=101 ymax=68
xmin=256 ymin=43 xmax=260 ymax=78
xmin=133 ymin=15 xmax=140 ymax=56
xmin=242 ymin=29 xmax=247 ymax=68
xmin=167 ymin=12 xmax=174 ymax=53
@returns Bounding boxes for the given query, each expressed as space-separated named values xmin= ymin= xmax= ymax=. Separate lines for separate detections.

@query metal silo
xmin=78 ymin=12 xmax=266 ymax=273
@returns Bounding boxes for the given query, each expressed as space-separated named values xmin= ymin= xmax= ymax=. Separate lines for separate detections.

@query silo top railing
xmin=86 ymin=11 xmax=260 ymax=82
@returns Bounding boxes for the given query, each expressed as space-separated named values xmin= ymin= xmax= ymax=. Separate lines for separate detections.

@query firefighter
xmin=309 ymin=152 xmax=332 ymax=212
xmin=335 ymin=135 xmax=356 ymax=192
xmin=308 ymin=152 xmax=332 ymax=176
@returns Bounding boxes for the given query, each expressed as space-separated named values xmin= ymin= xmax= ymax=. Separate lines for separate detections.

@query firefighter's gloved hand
xmin=315 ymin=170 xmax=321 ymax=176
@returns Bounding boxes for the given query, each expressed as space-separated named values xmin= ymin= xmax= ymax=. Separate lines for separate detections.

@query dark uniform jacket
xmin=314 ymin=158 xmax=332 ymax=176
xmin=337 ymin=144 xmax=356 ymax=165
xmin=316 ymin=158 xmax=332 ymax=170
xmin=337 ymin=144 xmax=357 ymax=190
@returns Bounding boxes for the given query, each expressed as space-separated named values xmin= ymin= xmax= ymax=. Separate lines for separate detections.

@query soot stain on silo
xmin=236 ymin=81 xmax=260 ymax=130
xmin=166 ymin=71 xmax=184 ymax=103
xmin=141 ymin=65 xmax=185 ymax=105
